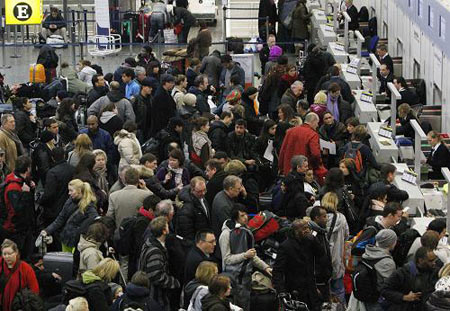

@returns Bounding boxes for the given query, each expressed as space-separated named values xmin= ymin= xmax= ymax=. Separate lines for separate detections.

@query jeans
xmin=149 ymin=13 xmax=165 ymax=39
xmin=330 ymin=278 xmax=346 ymax=305
xmin=178 ymin=25 xmax=191 ymax=44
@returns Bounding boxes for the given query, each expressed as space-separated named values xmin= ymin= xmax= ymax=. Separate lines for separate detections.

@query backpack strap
xmin=327 ymin=213 xmax=338 ymax=241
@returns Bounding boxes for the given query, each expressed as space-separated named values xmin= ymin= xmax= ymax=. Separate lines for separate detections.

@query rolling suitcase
xmin=43 ymin=252 xmax=74 ymax=285
xmin=30 ymin=64 xmax=46 ymax=83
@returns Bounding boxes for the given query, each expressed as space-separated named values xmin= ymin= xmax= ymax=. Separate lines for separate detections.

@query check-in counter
xmin=318 ymin=24 xmax=337 ymax=47
xmin=353 ymin=90 xmax=377 ymax=124
xmin=311 ymin=9 xmax=328 ymax=44
xmin=392 ymin=163 xmax=425 ymax=215
xmin=327 ymin=42 xmax=349 ymax=64
xmin=340 ymin=64 xmax=361 ymax=89
xmin=367 ymin=122 xmax=399 ymax=163
xmin=307 ymin=1 xmax=321 ymax=12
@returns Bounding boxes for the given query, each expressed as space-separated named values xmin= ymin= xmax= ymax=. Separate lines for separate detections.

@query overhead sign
xmin=5 ymin=0 xmax=43 ymax=25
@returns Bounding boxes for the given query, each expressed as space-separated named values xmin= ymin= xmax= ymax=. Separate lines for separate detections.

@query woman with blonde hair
xmin=92 ymin=149 xmax=115 ymax=194
xmin=81 ymin=258 xmax=120 ymax=311
xmin=66 ymin=297 xmax=89 ymax=311
xmin=184 ymin=261 xmax=219 ymax=310
xmin=321 ymin=192 xmax=349 ymax=304
xmin=68 ymin=134 xmax=93 ymax=167
xmin=42 ymin=179 xmax=98 ymax=253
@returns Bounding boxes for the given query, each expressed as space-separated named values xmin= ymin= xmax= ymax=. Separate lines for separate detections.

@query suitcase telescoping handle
xmin=111 ymin=252 xmax=127 ymax=286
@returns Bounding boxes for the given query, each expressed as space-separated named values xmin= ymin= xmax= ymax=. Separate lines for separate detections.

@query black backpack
xmin=0 ymin=180 xmax=20 ymax=224
xmin=351 ymin=257 xmax=388 ymax=302
xmin=62 ymin=279 xmax=88 ymax=305
xmin=117 ymin=216 xmax=138 ymax=256
xmin=11 ymin=270 xmax=44 ymax=311
xmin=391 ymin=228 xmax=421 ymax=267
xmin=119 ymin=295 xmax=149 ymax=311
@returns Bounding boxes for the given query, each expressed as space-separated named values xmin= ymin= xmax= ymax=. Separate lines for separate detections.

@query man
xmin=122 ymin=68 xmax=140 ymax=100
xmin=2 ymin=156 xmax=35 ymax=260
xmin=200 ymin=50 xmax=222 ymax=89
xmin=219 ymin=204 xmax=271 ymax=310
xmin=325 ymin=83 xmax=354 ymax=124
xmin=226 ymin=119 xmax=258 ymax=168
xmin=205 ymin=159 xmax=227 ymax=207
xmin=208 ymin=111 xmax=234 ymax=153
xmin=134 ymin=66 xmax=147 ymax=84
xmin=39 ymin=147 xmax=74 ymax=228
xmin=88 ymin=81 xmax=136 ymax=122
xmin=139 ymin=216 xmax=180 ymax=311
xmin=369 ymin=164 xmax=409 ymax=203
xmin=113 ymin=58 xmax=137 ymax=94
xmin=184 ymin=229 xmax=216 ymax=284
xmin=173 ymin=6 xmax=196 ymax=44
xmin=309 ymin=206 xmax=332 ymax=301
xmin=279 ymin=113 xmax=325 ymax=179
xmin=149 ymin=0 xmax=170 ymax=40
xmin=379 ymin=64 xmax=394 ymax=94
xmin=273 ymin=219 xmax=325 ymax=311
xmin=80 ymin=116 xmax=115 ymax=162
xmin=132 ymin=78 xmax=155 ymax=142
xmin=382 ymin=247 xmax=439 ymax=310
xmin=41 ymin=7 xmax=67 ymax=42
xmin=87 ymin=74 xmax=108 ymax=106
xmin=188 ymin=75 xmax=211 ymax=114
xmin=296 ymin=100 xmax=310 ymax=122
xmin=377 ymin=44 xmax=394 ymax=74
xmin=279 ymin=155 xmax=310 ymax=219
xmin=211 ymin=175 xmax=245 ymax=237
xmin=280 ymin=81 xmax=304 ymax=110
xmin=176 ymin=177 xmax=212 ymax=241
xmin=407 ymin=219 xmax=448 ymax=264
xmin=151 ymin=74 xmax=177 ymax=136
xmin=317 ymin=65 xmax=355 ymax=104
xmin=43 ymin=118 xmax=63 ymax=148
xmin=220 ymin=55 xmax=245 ymax=96
xmin=259 ymin=34 xmax=276 ymax=75
xmin=14 ymin=97 xmax=37 ymax=148
xmin=0 ymin=114 xmax=23 ymax=171
xmin=213 ymin=152 xmax=230 ymax=168
xmin=110 ymin=165 xmax=129 ymax=193
xmin=344 ymin=0 xmax=359 ymax=31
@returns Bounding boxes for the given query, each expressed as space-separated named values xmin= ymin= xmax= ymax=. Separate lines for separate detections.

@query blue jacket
xmin=125 ymin=80 xmax=141 ymax=100
xmin=79 ymin=128 xmax=116 ymax=161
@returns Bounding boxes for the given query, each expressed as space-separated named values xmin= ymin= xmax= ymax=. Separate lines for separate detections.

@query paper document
xmin=320 ymin=139 xmax=336 ymax=155
xmin=263 ymin=140 xmax=274 ymax=162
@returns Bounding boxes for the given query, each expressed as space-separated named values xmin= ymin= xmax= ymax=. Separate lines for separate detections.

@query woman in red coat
xmin=0 ymin=239 xmax=39 ymax=311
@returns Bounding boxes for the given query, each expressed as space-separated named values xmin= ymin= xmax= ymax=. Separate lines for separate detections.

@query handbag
xmin=174 ymin=23 xmax=183 ymax=35
xmin=341 ymin=188 xmax=358 ymax=226
xmin=163 ymin=28 xmax=178 ymax=44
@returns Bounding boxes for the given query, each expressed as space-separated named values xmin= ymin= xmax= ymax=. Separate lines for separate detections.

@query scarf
xmin=168 ymin=164 xmax=184 ymax=187
xmin=94 ymin=166 xmax=109 ymax=194
xmin=0 ymin=128 xmax=25 ymax=156
xmin=0 ymin=259 xmax=22 ymax=311
xmin=326 ymin=96 xmax=340 ymax=122
xmin=192 ymin=130 xmax=212 ymax=157
xmin=281 ymin=73 xmax=298 ymax=86
xmin=371 ymin=199 xmax=385 ymax=211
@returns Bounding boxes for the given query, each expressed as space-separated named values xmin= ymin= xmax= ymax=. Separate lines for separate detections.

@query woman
xmin=319 ymin=111 xmax=347 ymax=168
xmin=291 ymin=0 xmax=311 ymax=43
xmin=172 ymin=74 xmax=188 ymax=110
xmin=259 ymin=60 xmax=287 ymax=118
xmin=77 ymin=60 xmax=97 ymax=86
xmin=396 ymin=103 xmax=419 ymax=139
xmin=254 ymin=119 xmax=277 ymax=192
xmin=68 ymin=134 xmax=93 ymax=167
xmin=201 ymin=275 xmax=232 ymax=311
xmin=99 ymin=102 xmax=123 ymax=137
xmin=367 ymin=185 xmax=388 ymax=217
xmin=77 ymin=222 xmax=108 ymax=276
xmin=321 ymin=192 xmax=349 ymax=305
xmin=310 ymin=91 xmax=328 ymax=125
xmin=184 ymin=261 xmax=219 ymax=310
xmin=191 ymin=117 xmax=213 ymax=169
xmin=42 ymin=179 xmax=98 ymax=253
xmin=196 ymin=22 xmax=212 ymax=59
xmin=156 ymin=149 xmax=190 ymax=190
xmin=304 ymin=168 xmax=320 ymax=202
xmin=81 ymin=258 xmax=120 ymax=311
xmin=141 ymin=154 xmax=180 ymax=200
xmin=0 ymin=239 xmax=39 ymax=311
xmin=57 ymin=98 xmax=78 ymax=145
xmin=111 ymin=271 xmax=155 ymax=311
xmin=426 ymin=130 xmax=450 ymax=180
xmin=114 ymin=121 xmax=143 ymax=172
xmin=274 ymin=104 xmax=296 ymax=154
xmin=426 ymin=264 xmax=450 ymax=310
xmin=277 ymin=65 xmax=299 ymax=99
xmin=146 ymin=61 xmax=161 ymax=95
xmin=92 ymin=149 xmax=115 ymax=195
xmin=339 ymin=159 xmax=364 ymax=210
xmin=242 ymin=87 xmax=263 ymax=136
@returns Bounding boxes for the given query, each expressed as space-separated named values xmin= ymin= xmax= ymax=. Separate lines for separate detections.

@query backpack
xmin=342 ymin=142 xmax=364 ymax=174
xmin=117 ymin=216 xmax=139 ymax=256
xmin=62 ymin=279 xmax=88 ymax=304
xmin=119 ymin=295 xmax=148 ymax=311
xmin=391 ymin=228 xmax=421 ymax=267
xmin=248 ymin=211 xmax=280 ymax=242
xmin=344 ymin=226 xmax=378 ymax=273
xmin=351 ymin=257 xmax=388 ymax=302
xmin=11 ymin=270 xmax=44 ymax=311
xmin=0 ymin=180 xmax=20 ymax=224
xmin=141 ymin=137 xmax=161 ymax=156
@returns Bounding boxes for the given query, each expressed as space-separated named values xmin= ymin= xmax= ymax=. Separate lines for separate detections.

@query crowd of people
xmin=1 ymin=1 xmax=450 ymax=310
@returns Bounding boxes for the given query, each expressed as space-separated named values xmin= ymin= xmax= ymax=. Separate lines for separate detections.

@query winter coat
xmin=184 ymin=246 xmax=214 ymax=285
xmin=138 ymin=236 xmax=181 ymax=309
xmin=226 ymin=131 xmax=257 ymax=164
xmin=219 ymin=63 xmax=246 ymax=90
xmin=187 ymin=284 xmax=209 ymax=311
xmin=318 ymin=77 xmax=355 ymax=104
xmin=381 ymin=262 xmax=439 ymax=311
xmin=43 ymin=13 xmax=66 ymax=29
xmin=156 ymin=162 xmax=190 ymax=190
xmin=258 ymin=0 xmax=278 ymax=28
xmin=81 ymin=270 xmax=113 ymax=311
xmin=60 ymin=66 xmax=91 ymax=94
xmin=201 ymin=294 xmax=231 ymax=311
xmin=77 ymin=235 xmax=103 ymax=275
xmin=0 ymin=130 xmax=19 ymax=171
xmin=177 ymin=187 xmax=212 ymax=242
xmin=291 ymin=0 xmax=311 ymax=40
xmin=144 ymin=175 xmax=178 ymax=200
xmin=87 ymin=86 xmax=108 ymax=106
xmin=192 ymin=130 xmax=213 ymax=168
xmin=32 ymin=142 xmax=54 ymax=185
xmin=2 ymin=173 xmax=35 ymax=233
xmin=200 ymin=52 xmax=222 ymax=88
xmin=319 ymin=120 xmax=347 ymax=149
xmin=58 ymin=114 xmax=78 ymax=144
xmin=188 ymin=86 xmax=211 ymax=114
xmin=280 ymin=88 xmax=300 ymax=111
xmin=205 ymin=170 xmax=227 ymax=207
xmin=310 ymin=104 xmax=328 ymax=125
xmin=114 ymin=129 xmax=143 ymax=171
xmin=208 ymin=121 xmax=230 ymax=153
xmin=279 ymin=171 xmax=310 ymax=219
xmin=99 ymin=111 xmax=123 ymax=137
xmin=39 ymin=160 xmax=74 ymax=222
xmin=14 ymin=109 xmax=37 ymax=146
xmin=78 ymin=66 xmax=97 ymax=86
xmin=196 ymin=29 xmax=212 ymax=59
xmin=88 ymin=91 xmax=136 ymax=122
xmin=426 ymin=290 xmax=450 ymax=311
xmin=79 ymin=127 xmax=116 ymax=162
xmin=111 ymin=283 xmax=153 ymax=311
xmin=211 ymin=190 xmax=235 ymax=238
xmin=362 ymin=244 xmax=396 ymax=292
xmin=327 ymin=212 xmax=349 ymax=279
xmin=309 ymin=221 xmax=333 ymax=284
xmin=0 ymin=258 xmax=39 ymax=311
xmin=106 ymin=185 xmax=152 ymax=229
xmin=45 ymin=198 xmax=98 ymax=248
xmin=151 ymin=86 xmax=177 ymax=136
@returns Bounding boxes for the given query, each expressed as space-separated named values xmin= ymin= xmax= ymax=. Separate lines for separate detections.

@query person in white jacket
xmin=114 ymin=121 xmax=142 ymax=173
xmin=77 ymin=60 xmax=98 ymax=86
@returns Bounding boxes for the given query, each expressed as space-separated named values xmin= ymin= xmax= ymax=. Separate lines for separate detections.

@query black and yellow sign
xmin=5 ymin=0 xmax=43 ymax=25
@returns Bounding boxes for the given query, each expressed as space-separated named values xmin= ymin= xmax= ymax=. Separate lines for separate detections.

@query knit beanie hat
xmin=226 ymin=90 xmax=241 ymax=103
xmin=376 ymin=229 xmax=397 ymax=249
xmin=183 ymin=93 xmax=197 ymax=106
xmin=314 ymin=91 xmax=328 ymax=105
xmin=269 ymin=45 xmax=283 ymax=61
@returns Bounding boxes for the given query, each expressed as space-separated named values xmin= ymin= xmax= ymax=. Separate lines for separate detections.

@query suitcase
xmin=250 ymin=290 xmax=278 ymax=311
xmin=30 ymin=64 xmax=46 ymax=83
xmin=43 ymin=252 xmax=74 ymax=285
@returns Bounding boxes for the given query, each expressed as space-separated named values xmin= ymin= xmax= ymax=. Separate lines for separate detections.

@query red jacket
xmin=278 ymin=124 xmax=327 ymax=180
xmin=0 ymin=258 xmax=39 ymax=311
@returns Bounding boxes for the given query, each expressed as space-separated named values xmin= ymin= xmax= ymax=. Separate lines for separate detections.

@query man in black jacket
xmin=41 ymin=7 xmax=67 ymax=42
xmin=344 ymin=0 xmax=359 ymax=31
xmin=176 ymin=177 xmax=211 ymax=242
xmin=381 ymin=246 xmax=439 ymax=311
xmin=208 ymin=111 xmax=234 ymax=153
xmin=150 ymin=74 xmax=176 ymax=136
xmin=183 ymin=229 xmax=216 ymax=284
xmin=368 ymin=164 xmax=409 ymax=203
xmin=132 ymin=78 xmax=155 ymax=142
xmin=273 ymin=219 xmax=325 ymax=311
xmin=87 ymin=74 xmax=108 ymax=107
xmin=379 ymin=64 xmax=394 ymax=94
xmin=205 ymin=159 xmax=227 ymax=207
xmin=226 ymin=119 xmax=259 ymax=169
xmin=13 ymin=97 xmax=37 ymax=148
xmin=377 ymin=44 xmax=394 ymax=74
xmin=187 ymin=75 xmax=211 ymax=114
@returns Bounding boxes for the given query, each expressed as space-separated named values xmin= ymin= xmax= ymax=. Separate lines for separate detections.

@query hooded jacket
xmin=208 ymin=121 xmax=230 ymax=153
xmin=78 ymin=235 xmax=103 ymax=275
xmin=201 ymin=294 xmax=231 ymax=311
xmin=60 ymin=66 xmax=91 ymax=94
xmin=81 ymin=270 xmax=113 ymax=311
xmin=111 ymin=283 xmax=152 ymax=311
xmin=88 ymin=91 xmax=136 ymax=122
xmin=78 ymin=66 xmax=97 ymax=86
xmin=114 ymin=129 xmax=143 ymax=171
xmin=99 ymin=111 xmax=123 ymax=137
xmin=362 ymin=244 xmax=396 ymax=292
xmin=327 ymin=212 xmax=349 ymax=279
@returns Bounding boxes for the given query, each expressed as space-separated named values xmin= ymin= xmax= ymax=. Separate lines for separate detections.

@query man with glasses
xmin=184 ymin=229 xmax=217 ymax=284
